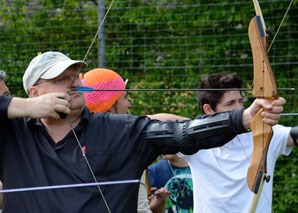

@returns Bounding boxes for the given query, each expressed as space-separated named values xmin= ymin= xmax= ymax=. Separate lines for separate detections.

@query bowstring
xmin=267 ymin=0 xmax=294 ymax=53
xmin=68 ymin=0 xmax=116 ymax=212
xmin=249 ymin=0 xmax=293 ymax=90
xmin=81 ymin=0 xmax=116 ymax=64
xmin=67 ymin=118 xmax=111 ymax=213
xmin=236 ymin=136 xmax=274 ymax=212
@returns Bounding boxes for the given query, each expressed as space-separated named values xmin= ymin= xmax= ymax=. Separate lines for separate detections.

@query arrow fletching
xmin=74 ymin=86 xmax=95 ymax=93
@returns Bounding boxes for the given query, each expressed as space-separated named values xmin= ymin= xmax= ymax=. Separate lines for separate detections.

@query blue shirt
xmin=149 ymin=159 xmax=193 ymax=212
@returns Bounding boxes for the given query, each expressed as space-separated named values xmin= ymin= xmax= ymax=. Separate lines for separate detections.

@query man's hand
xmin=242 ymin=97 xmax=286 ymax=129
xmin=8 ymin=93 xmax=71 ymax=119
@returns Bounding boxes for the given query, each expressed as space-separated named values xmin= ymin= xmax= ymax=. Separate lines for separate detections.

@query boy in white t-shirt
xmin=180 ymin=72 xmax=297 ymax=213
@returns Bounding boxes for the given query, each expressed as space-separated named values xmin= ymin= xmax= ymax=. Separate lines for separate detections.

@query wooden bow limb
xmin=253 ymin=0 xmax=267 ymax=38
xmin=247 ymin=2 xmax=278 ymax=212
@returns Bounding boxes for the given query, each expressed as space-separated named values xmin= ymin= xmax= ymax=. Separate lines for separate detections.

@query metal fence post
xmin=98 ymin=0 xmax=106 ymax=67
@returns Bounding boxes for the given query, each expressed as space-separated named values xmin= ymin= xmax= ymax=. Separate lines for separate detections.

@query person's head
xmin=81 ymin=68 xmax=131 ymax=114
xmin=0 ymin=70 xmax=10 ymax=96
xmin=23 ymin=51 xmax=87 ymax=110
xmin=197 ymin=71 xmax=244 ymax=114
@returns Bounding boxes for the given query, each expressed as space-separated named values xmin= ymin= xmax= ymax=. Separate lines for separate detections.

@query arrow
xmin=281 ymin=113 xmax=298 ymax=116
xmin=0 ymin=179 xmax=139 ymax=194
xmin=71 ymin=86 xmax=296 ymax=93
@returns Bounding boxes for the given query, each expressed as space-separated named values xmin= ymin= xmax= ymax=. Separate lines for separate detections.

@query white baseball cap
xmin=23 ymin=51 xmax=87 ymax=94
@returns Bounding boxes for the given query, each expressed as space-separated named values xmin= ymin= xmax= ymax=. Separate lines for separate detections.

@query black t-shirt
xmin=0 ymin=96 xmax=159 ymax=212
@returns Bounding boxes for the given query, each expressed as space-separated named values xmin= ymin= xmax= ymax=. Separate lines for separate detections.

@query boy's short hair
xmin=197 ymin=72 xmax=243 ymax=113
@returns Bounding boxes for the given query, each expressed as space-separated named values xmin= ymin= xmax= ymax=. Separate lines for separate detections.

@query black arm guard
xmin=290 ymin=126 xmax=298 ymax=146
xmin=145 ymin=112 xmax=240 ymax=155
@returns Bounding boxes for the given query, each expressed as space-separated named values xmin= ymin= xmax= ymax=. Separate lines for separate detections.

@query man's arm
xmin=148 ymin=113 xmax=188 ymax=122
xmin=150 ymin=98 xmax=285 ymax=128
xmin=145 ymin=97 xmax=286 ymax=154
xmin=2 ymin=93 xmax=70 ymax=119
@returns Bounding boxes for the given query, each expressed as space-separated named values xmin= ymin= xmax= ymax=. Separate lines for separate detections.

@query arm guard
xmin=145 ymin=109 xmax=246 ymax=155
xmin=290 ymin=126 xmax=298 ymax=146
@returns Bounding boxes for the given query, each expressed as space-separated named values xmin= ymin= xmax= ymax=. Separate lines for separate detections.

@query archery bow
xmin=247 ymin=0 xmax=277 ymax=212
xmin=70 ymin=1 xmax=294 ymax=212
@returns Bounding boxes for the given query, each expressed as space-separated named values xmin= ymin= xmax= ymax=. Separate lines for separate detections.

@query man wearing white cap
xmin=0 ymin=51 xmax=285 ymax=212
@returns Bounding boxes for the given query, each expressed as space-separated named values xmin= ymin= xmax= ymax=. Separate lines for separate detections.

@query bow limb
xmin=145 ymin=168 xmax=152 ymax=198
xmin=247 ymin=1 xmax=278 ymax=212
xmin=253 ymin=0 xmax=267 ymax=37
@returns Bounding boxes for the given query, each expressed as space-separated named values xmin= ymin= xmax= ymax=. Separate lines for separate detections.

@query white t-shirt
xmin=180 ymin=125 xmax=292 ymax=213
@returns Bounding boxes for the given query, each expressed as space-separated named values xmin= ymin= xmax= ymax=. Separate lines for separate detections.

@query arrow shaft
xmin=72 ymin=87 xmax=297 ymax=93
xmin=0 ymin=180 xmax=139 ymax=194
xmin=281 ymin=113 xmax=298 ymax=116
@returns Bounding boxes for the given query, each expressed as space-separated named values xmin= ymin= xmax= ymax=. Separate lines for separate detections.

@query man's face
xmin=215 ymin=91 xmax=244 ymax=113
xmin=110 ymin=91 xmax=131 ymax=114
xmin=0 ymin=80 xmax=10 ymax=96
xmin=31 ymin=66 xmax=85 ymax=111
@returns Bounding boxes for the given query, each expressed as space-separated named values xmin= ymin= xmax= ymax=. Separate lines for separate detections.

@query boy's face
xmin=109 ymin=91 xmax=131 ymax=114
xmin=215 ymin=91 xmax=244 ymax=113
